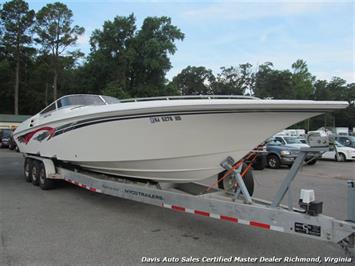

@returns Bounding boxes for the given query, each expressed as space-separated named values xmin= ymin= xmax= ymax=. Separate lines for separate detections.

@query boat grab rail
xmin=120 ymin=95 xmax=259 ymax=103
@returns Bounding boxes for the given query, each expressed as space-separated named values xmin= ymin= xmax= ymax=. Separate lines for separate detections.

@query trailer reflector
xmin=64 ymin=178 xmax=102 ymax=193
xmin=172 ymin=205 xmax=185 ymax=212
xmin=194 ymin=210 xmax=210 ymax=217
xmin=250 ymin=221 xmax=271 ymax=230
xmin=161 ymin=203 xmax=284 ymax=233
xmin=220 ymin=215 xmax=238 ymax=223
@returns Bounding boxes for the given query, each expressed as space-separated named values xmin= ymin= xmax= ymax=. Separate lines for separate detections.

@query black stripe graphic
xmin=52 ymin=109 xmax=324 ymax=138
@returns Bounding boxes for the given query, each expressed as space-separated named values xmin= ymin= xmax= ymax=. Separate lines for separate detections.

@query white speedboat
xmin=14 ymin=94 xmax=348 ymax=182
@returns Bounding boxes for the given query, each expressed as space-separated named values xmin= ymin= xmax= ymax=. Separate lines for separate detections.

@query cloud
xmin=259 ymin=25 xmax=285 ymax=43
xmin=74 ymin=30 xmax=94 ymax=53
xmin=76 ymin=33 xmax=88 ymax=46
xmin=183 ymin=0 xmax=329 ymax=21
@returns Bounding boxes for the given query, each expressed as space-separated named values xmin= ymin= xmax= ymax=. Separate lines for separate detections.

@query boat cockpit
xmin=39 ymin=95 xmax=120 ymax=115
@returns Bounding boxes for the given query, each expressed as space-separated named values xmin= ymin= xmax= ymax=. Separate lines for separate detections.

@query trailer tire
xmin=217 ymin=164 xmax=254 ymax=196
xmin=24 ymin=158 xmax=32 ymax=182
xmin=252 ymin=155 xmax=266 ymax=170
xmin=241 ymin=169 xmax=254 ymax=196
xmin=38 ymin=162 xmax=55 ymax=190
xmin=31 ymin=160 xmax=40 ymax=186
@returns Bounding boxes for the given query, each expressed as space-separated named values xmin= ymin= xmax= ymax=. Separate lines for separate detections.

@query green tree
xmin=172 ymin=66 xmax=215 ymax=95
xmin=213 ymin=63 xmax=253 ymax=95
xmin=160 ymin=80 xmax=179 ymax=96
xmin=254 ymin=60 xmax=316 ymax=100
xmin=88 ymin=14 xmax=136 ymax=95
xmin=130 ymin=16 xmax=184 ymax=96
xmin=313 ymin=80 xmax=329 ymax=100
xmin=0 ymin=0 xmax=34 ymax=114
xmin=347 ymin=83 xmax=355 ymax=103
xmin=291 ymin=59 xmax=314 ymax=99
xmin=34 ymin=2 xmax=84 ymax=100
xmin=0 ymin=59 xmax=13 ymax=113
xmin=312 ymin=77 xmax=355 ymax=129
xmin=254 ymin=62 xmax=295 ymax=99
xmin=102 ymin=81 xmax=131 ymax=99
xmin=313 ymin=77 xmax=347 ymax=101
xmin=323 ymin=78 xmax=350 ymax=128
xmin=19 ymin=50 xmax=47 ymax=114
xmin=87 ymin=15 xmax=184 ymax=97
xmin=327 ymin=77 xmax=348 ymax=100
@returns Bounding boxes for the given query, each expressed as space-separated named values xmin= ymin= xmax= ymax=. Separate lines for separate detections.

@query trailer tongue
xmin=23 ymin=146 xmax=355 ymax=258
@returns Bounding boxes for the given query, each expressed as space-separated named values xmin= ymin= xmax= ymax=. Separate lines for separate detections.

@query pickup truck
xmin=266 ymin=138 xmax=318 ymax=169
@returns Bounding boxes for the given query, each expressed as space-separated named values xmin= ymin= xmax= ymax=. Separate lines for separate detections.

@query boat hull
xmin=15 ymin=110 xmax=320 ymax=182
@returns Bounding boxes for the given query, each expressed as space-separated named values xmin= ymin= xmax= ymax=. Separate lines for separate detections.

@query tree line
xmin=0 ymin=0 xmax=354 ymax=129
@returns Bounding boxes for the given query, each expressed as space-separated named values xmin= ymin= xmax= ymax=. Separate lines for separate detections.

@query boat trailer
xmin=24 ymin=147 xmax=355 ymax=258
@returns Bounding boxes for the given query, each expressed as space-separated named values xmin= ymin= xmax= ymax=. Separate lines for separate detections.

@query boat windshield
xmin=101 ymin=95 xmax=120 ymax=104
xmin=57 ymin=95 xmax=106 ymax=108
xmin=39 ymin=95 xmax=120 ymax=115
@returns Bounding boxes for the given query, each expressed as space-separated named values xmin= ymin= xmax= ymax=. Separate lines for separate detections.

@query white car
xmin=321 ymin=141 xmax=355 ymax=162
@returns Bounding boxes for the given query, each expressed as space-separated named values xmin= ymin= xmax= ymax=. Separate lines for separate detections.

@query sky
xmin=23 ymin=0 xmax=355 ymax=82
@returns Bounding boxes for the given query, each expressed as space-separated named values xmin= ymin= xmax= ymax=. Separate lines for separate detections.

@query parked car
xmin=266 ymin=138 xmax=318 ymax=169
xmin=335 ymin=135 xmax=355 ymax=149
xmin=273 ymin=135 xmax=309 ymax=148
xmin=8 ymin=131 xmax=19 ymax=151
xmin=321 ymin=141 xmax=355 ymax=162
xmin=0 ymin=128 xmax=11 ymax=148
xmin=297 ymin=137 xmax=307 ymax=144
xmin=246 ymin=144 xmax=267 ymax=170
xmin=274 ymin=135 xmax=319 ymax=163
xmin=266 ymin=140 xmax=298 ymax=168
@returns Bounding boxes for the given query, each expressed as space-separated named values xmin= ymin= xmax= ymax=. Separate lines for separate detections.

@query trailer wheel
xmin=24 ymin=158 xmax=32 ymax=182
xmin=217 ymin=164 xmax=254 ymax=196
xmin=252 ymin=155 xmax=266 ymax=170
xmin=31 ymin=160 xmax=40 ymax=186
xmin=38 ymin=162 xmax=55 ymax=190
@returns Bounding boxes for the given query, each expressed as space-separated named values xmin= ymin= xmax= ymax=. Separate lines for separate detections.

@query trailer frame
xmin=23 ymin=148 xmax=355 ymax=257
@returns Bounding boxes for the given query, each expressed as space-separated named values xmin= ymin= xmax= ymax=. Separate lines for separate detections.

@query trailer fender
xmin=41 ymin=158 xmax=56 ymax=178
